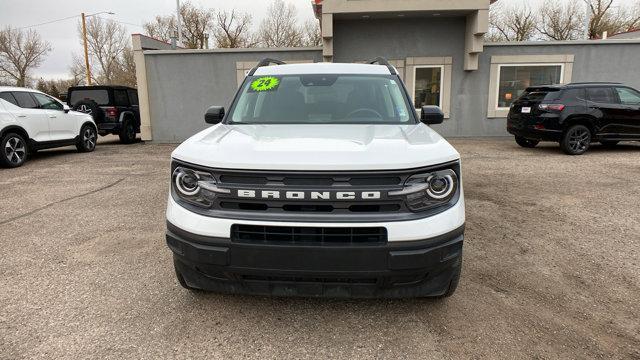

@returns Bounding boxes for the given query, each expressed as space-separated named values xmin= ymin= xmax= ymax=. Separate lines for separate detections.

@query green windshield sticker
xmin=250 ymin=76 xmax=280 ymax=92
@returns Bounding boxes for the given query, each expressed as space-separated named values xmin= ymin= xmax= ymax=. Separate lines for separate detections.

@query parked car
xmin=166 ymin=58 xmax=465 ymax=298
xmin=507 ymin=82 xmax=640 ymax=155
xmin=0 ymin=87 xmax=97 ymax=168
xmin=67 ymin=85 xmax=140 ymax=144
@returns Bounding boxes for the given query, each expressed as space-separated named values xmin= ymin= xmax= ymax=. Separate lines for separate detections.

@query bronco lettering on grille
xmin=236 ymin=190 xmax=381 ymax=200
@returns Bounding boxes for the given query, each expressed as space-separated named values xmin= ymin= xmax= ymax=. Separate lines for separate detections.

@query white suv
xmin=0 ymin=87 xmax=97 ymax=168
xmin=166 ymin=58 xmax=465 ymax=298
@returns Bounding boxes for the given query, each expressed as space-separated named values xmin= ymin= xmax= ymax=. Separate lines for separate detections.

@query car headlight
xmin=390 ymin=169 xmax=459 ymax=212
xmin=172 ymin=166 xmax=229 ymax=208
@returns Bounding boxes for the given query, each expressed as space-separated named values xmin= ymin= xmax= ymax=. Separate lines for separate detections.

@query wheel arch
xmin=1 ymin=125 xmax=30 ymax=143
xmin=119 ymin=111 xmax=136 ymax=124
xmin=80 ymin=121 xmax=97 ymax=134
xmin=562 ymin=115 xmax=597 ymax=135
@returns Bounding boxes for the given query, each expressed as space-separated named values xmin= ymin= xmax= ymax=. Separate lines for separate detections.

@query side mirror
xmin=63 ymin=104 xmax=71 ymax=113
xmin=204 ymin=106 xmax=225 ymax=124
xmin=420 ymin=105 xmax=444 ymax=125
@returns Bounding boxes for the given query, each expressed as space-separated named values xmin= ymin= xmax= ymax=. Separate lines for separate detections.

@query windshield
xmin=69 ymin=89 xmax=109 ymax=106
xmin=228 ymin=74 xmax=414 ymax=124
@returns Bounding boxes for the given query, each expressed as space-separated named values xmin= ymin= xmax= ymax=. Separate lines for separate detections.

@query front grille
xmin=171 ymin=160 xmax=461 ymax=222
xmin=231 ymin=225 xmax=387 ymax=244
xmin=211 ymin=169 xmax=410 ymax=216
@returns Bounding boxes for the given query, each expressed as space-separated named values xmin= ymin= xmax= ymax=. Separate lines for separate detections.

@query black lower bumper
xmin=97 ymin=122 xmax=122 ymax=134
xmin=166 ymin=222 xmax=464 ymax=298
xmin=507 ymin=125 xmax=562 ymax=142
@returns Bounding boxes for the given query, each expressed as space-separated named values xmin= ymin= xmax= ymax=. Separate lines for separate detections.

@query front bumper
xmin=167 ymin=222 xmax=464 ymax=298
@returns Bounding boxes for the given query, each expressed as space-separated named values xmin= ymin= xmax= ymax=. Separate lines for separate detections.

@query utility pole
xmin=81 ymin=11 xmax=114 ymax=86
xmin=584 ymin=1 xmax=591 ymax=40
xmin=176 ymin=0 xmax=183 ymax=45
xmin=81 ymin=13 xmax=92 ymax=85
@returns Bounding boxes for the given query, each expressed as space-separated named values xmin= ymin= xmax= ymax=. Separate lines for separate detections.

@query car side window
xmin=586 ymin=87 xmax=617 ymax=104
xmin=114 ymin=90 xmax=129 ymax=106
xmin=615 ymin=87 xmax=640 ymax=105
xmin=0 ymin=92 xmax=19 ymax=106
xmin=127 ymin=90 xmax=138 ymax=106
xmin=12 ymin=92 xmax=39 ymax=109
xmin=32 ymin=93 xmax=63 ymax=110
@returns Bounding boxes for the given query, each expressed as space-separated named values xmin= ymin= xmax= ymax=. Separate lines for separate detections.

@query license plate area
xmin=521 ymin=107 xmax=531 ymax=114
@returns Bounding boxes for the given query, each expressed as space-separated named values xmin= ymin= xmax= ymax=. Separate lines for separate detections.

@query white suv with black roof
xmin=0 ymin=87 xmax=97 ymax=168
xmin=166 ymin=58 xmax=465 ymax=298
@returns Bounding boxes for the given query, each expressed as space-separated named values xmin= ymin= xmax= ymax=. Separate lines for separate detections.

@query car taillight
xmin=105 ymin=107 xmax=118 ymax=118
xmin=538 ymin=104 xmax=565 ymax=112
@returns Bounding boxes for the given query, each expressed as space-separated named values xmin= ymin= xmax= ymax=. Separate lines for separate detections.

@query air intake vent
xmin=231 ymin=225 xmax=387 ymax=245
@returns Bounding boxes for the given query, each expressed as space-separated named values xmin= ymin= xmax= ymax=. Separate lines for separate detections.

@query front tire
xmin=1 ymin=132 xmax=28 ymax=168
xmin=119 ymin=120 xmax=136 ymax=144
xmin=76 ymin=125 xmax=97 ymax=152
xmin=515 ymin=136 xmax=539 ymax=148
xmin=561 ymin=125 xmax=592 ymax=155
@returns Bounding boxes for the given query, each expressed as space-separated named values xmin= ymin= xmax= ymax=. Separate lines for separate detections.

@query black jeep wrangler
xmin=67 ymin=85 xmax=140 ymax=144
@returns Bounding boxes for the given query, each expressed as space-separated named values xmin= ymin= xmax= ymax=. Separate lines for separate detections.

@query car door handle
xmin=48 ymin=114 xmax=57 ymax=118
xmin=17 ymin=114 xmax=27 ymax=118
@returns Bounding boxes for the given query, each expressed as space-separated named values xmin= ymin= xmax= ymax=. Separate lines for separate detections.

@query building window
xmin=497 ymin=65 xmax=563 ymax=109
xmin=487 ymin=55 xmax=574 ymax=118
xmin=413 ymin=66 xmax=443 ymax=109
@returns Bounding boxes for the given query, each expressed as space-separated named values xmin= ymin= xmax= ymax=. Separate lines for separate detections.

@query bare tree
xmin=302 ymin=19 xmax=322 ymax=47
xmin=181 ymin=2 xmax=215 ymax=48
xmin=536 ymin=1 xmax=584 ymax=40
xmin=258 ymin=0 xmax=304 ymax=47
xmin=78 ymin=17 xmax=129 ymax=84
xmin=35 ymin=77 xmax=81 ymax=98
xmin=489 ymin=4 xmax=537 ymax=41
xmin=0 ymin=27 xmax=51 ymax=87
xmin=214 ymin=10 xmax=255 ymax=48
xmin=111 ymin=47 xmax=137 ymax=87
xmin=143 ymin=1 xmax=214 ymax=49
xmin=143 ymin=15 xmax=176 ymax=43
xmin=69 ymin=54 xmax=90 ymax=85
xmin=586 ymin=0 xmax=640 ymax=38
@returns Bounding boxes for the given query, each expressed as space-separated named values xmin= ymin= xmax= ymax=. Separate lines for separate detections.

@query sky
xmin=0 ymin=0 xmax=637 ymax=81
xmin=0 ymin=0 xmax=316 ymax=80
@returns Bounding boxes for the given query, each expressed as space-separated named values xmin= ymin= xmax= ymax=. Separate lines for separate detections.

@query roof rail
xmin=367 ymin=57 xmax=397 ymax=75
xmin=247 ymin=58 xmax=286 ymax=76
xmin=568 ymin=81 xmax=622 ymax=85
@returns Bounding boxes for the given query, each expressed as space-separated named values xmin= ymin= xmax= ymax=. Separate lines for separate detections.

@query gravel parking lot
xmin=1 ymin=137 xmax=639 ymax=359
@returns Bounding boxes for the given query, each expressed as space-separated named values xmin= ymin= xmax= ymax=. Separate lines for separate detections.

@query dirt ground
xmin=0 ymin=137 xmax=638 ymax=360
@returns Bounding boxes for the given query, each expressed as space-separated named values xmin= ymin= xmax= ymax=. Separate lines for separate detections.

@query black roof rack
xmin=247 ymin=58 xmax=286 ymax=76
xmin=367 ymin=57 xmax=397 ymax=75
xmin=567 ymin=81 xmax=622 ymax=85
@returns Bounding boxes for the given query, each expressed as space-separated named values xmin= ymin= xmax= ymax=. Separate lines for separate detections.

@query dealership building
xmin=132 ymin=0 xmax=640 ymax=142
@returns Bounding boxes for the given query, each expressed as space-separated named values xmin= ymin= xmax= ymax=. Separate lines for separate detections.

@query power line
xmin=94 ymin=16 xmax=143 ymax=28
xmin=17 ymin=15 xmax=81 ymax=30
xmin=15 ymin=14 xmax=143 ymax=31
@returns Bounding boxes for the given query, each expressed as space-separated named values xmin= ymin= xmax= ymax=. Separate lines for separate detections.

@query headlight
xmin=172 ymin=166 xmax=229 ymax=208
xmin=390 ymin=168 xmax=459 ymax=212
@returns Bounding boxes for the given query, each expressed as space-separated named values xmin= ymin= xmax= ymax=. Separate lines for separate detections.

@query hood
xmin=171 ymin=124 xmax=459 ymax=171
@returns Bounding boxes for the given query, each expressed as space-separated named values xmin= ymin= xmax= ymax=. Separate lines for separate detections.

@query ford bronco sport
xmin=166 ymin=58 xmax=465 ymax=298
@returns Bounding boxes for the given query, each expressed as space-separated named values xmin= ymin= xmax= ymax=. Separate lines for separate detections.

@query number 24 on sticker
xmin=250 ymin=77 xmax=280 ymax=92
